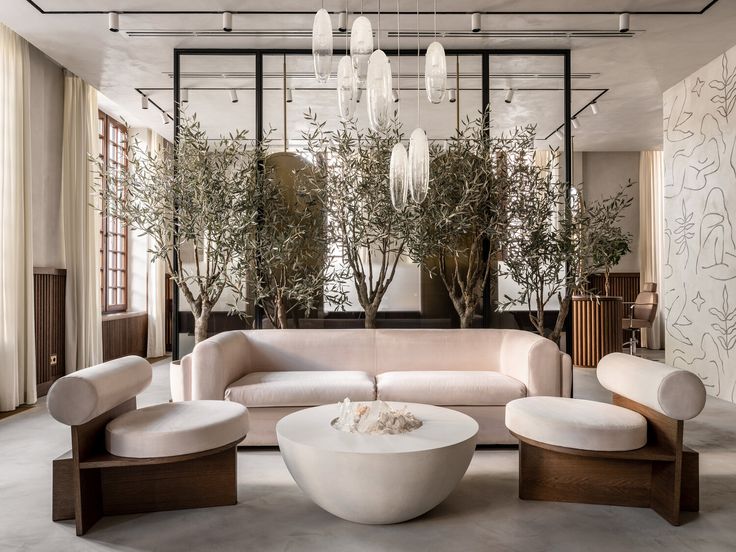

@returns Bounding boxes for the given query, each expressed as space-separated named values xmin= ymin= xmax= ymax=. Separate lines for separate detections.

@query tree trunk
xmin=460 ymin=308 xmax=475 ymax=329
xmin=604 ymin=269 xmax=611 ymax=296
xmin=193 ymin=310 xmax=210 ymax=345
xmin=364 ymin=304 xmax=378 ymax=329
xmin=276 ymin=297 xmax=288 ymax=329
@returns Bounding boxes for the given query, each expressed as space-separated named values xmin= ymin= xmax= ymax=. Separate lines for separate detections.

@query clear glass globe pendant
xmin=408 ymin=128 xmax=429 ymax=203
xmin=337 ymin=55 xmax=358 ymax=120
xmin=425 ymin=41 xmax=447 ymax=103
xmin=312 ymin=8 xmax=333 ymax=83
xmin=366 ymin=50 xmax=393 ymax=130
xmin=390 ymin=143 xmax=409 ymax=210
xmin=350 ymin=16 xmax=374 ymax=87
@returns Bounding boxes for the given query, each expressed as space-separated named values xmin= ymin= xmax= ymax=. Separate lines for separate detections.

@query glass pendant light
xmin=337 ymin=55 xmax=358 ymax=119
xmin=424 ymin=1 xmax=446 ymax=103
xmin=390 ymin=143 xmax=409 ymax=209
xmin=408 ymin=0 xmax=429 ymax=204
xmin=350 ymin=15 xmax=373 ymax=86
xmin=366 ymin=1 xmax=391 ymax=131
xmin=425 ymin=42 xmax=447 ymax=103
xmin=408 ymin=128 xmax=429 ymax=203
xmin=312 ymin=8 xmax=333 ymax=83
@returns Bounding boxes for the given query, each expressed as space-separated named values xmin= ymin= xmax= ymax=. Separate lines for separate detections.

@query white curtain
xmin=61 ymin=73 xmax=102 ymax=373
xmin=0 ymin=24 xmax=36 ymax=411
xmin=639 ymin=150 xmax=665 ymax=349
xmin=143 ymin=129 xmax=167 ymax=358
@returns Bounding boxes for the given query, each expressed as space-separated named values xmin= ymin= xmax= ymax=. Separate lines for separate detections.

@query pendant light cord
xmin=397 ymin=0 xmax=400 ymax=120
xmin=434 ymin=0 xmax=437 ymax=38
xmin=377 ymin=0 xmax=381 ymax=50
xmin=345 ymin=0 xmax=349 ymax=50
xmin=416 ymin=0 xmax=420 ymax=126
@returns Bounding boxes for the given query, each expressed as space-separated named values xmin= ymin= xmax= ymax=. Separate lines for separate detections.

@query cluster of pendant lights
xmin=312 ymin=1 xmax=446 ymax=209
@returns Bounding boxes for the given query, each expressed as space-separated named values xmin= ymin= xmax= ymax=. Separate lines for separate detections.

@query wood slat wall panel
xmin=572 ymin=296 xmax=624 ymax=368
xmin=589 ymin=272 xmax=641 ymax=303
xmin=34 ymin=268 xmax=66 ymax=396
xmin=102 ymin=313 xmax=147 ymax=362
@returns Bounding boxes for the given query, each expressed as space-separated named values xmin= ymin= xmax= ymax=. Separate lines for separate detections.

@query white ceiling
xmin=2 ymin=0 xmax=736 ymax=151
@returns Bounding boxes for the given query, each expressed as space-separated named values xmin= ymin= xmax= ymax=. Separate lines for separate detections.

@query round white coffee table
xmin=276 ymin=402 xmax=478 ymax=524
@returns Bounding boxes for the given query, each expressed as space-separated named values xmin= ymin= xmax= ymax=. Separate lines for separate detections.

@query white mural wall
xmin=663 ymin=45 xmax=736 ymax=403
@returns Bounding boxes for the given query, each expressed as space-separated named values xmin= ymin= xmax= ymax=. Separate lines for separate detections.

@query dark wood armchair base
xmin=512 ymin=394 xmax=700 ymax=526
xmin=52 ymin=399 xmax=243 ymax=536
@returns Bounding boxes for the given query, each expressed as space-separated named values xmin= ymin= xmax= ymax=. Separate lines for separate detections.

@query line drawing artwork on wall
xmin=709 ymin=285 xmax=736 ymax=355
xmin=672 ymin=333 xmax=724 ymax=396
xmin=664 ymin=286 xmax=694 ymax=347
xmin=708 ymin=53 xmax=736 ymax=122
xmin=668 ymin=113 xmax=725 ymax=198
xmin=696 ymin=186 xmax=736 ymax=279
xmin=692 ymin=77 xmax=706 ymax=97
xmin=674 ymin=199 xmax=696 ymax=268
xmin=664 ymin=221 xmax=674 ymax=279
xmin=664 ymin=82 xmax=694 ymax=143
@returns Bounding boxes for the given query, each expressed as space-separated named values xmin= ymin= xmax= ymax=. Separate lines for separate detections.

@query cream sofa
xmin=174 ymin=329 xmax=572 ymax=445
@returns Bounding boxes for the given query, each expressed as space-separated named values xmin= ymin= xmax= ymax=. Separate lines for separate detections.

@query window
xmin=98 ymin=111 xmax=128 ymax=313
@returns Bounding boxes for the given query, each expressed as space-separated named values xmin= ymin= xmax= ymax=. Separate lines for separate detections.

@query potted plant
xmin=228 ymin=151 xmax=347 ymax=328
xmin=302 ymin=112 xmax=415 ymax=328
xmin=93 ymin=116 xmax=263 ymax=346
xmin=408 ymin=112 xmax=515 ymax=328
xmin=592 ymin=227 xmax=632 ymax=296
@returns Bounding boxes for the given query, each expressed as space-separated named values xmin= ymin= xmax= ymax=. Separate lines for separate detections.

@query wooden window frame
xmin=98 ymin=111 xmax=129 ymax=314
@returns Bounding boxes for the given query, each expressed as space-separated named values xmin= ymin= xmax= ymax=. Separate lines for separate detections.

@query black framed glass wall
xmin=172 ymin=48 xmax=571 ymax=359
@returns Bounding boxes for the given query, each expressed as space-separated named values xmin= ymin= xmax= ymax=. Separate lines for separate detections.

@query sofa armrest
xmin=560 ymin=351 xmax=573 ymax=398
xmin=190 ymin=330 xmax=251 ymax=400
xmin=499 ymin=332 xmax=564 ymax=397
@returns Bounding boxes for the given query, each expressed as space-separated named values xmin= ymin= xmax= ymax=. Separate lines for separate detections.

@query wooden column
xmin=572 ymin=295 xmax=623 ymax=368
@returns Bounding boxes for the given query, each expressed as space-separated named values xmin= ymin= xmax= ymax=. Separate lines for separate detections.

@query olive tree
xmin=94 ymin=116 xmax=262 ymax=344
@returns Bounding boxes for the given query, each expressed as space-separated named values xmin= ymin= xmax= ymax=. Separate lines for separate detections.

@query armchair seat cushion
xmin=225 ymin=371 xmax=376 ymax=407
xmin=505 ymin=396 xmax=647 ymax=452
xmin=623 ymin=318 xmax=650 ymax=329
xmin=376 ymin=371 xmax=526 ymax=406
xmin=105 ymin=400 xmax=249 ymax=458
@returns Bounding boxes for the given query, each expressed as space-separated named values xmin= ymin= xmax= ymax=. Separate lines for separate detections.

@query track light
xmin=161 ymin=111 xmax=169 ymax=125
xmin=286 ymin=87 xmax=293 ymax=103
xmin=338 ymin=11 xmax=348 ymax=32
xmin=448 ymin=88 xmax=457 ymax=103
xmin=108 ymin=12 xmax=119 ymax=32
xmin=590 ymin=101 xmax=599 ymax=115
xmin=223 ymin=11 xmax=233 ymax=32
xmin=571 ymin=117 xmax=580 ymax=129
xmin=504 ymin=88 xmax=514 ymax=104
xmin=140 ymin=95 xmax=149 ymax=110
xmin=471 ymin=13 xmax=481 ymax=33
xmin=229 ymin=89 xmax=239 ymax=103
xmin=554 ymin=130 xmax=563 ymax=140
xmin=619 ymin=13 xmax=630 ymax=33
xmin=181 ymin=88 xmax=189 ymax=103
xmin=356 ymin=88 xmax=363 ymax=103
xmin=392 ymin=89 xmax=399 ymax=103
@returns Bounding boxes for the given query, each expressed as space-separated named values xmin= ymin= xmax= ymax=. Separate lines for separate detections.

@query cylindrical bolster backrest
xmin=47 ymin=356 xmax=152 ymax=426
xmin=597 ymin=353 xmax=706 ymax=420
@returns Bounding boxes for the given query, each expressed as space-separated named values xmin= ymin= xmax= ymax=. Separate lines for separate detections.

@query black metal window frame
xmin=171 ymin=48 xmax=572 ymax=360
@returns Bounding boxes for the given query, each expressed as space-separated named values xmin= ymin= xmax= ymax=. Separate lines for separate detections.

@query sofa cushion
xmin=376 ymin=371 xmax=526 ymax=406
xmin=505 ymin=396 xmax=648 ymax=452
xmin=225 ymin=371 xmax=376 ymax=407
xmin=105 ymin=400 xmax=249 ymax=458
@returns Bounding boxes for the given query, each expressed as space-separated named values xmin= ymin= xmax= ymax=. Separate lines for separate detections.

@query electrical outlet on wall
xmin=50 ymin=354 xmax=58 ymax=366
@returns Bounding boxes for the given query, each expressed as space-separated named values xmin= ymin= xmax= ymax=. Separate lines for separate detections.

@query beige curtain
xmin=0 ymin=24 xmax=36 ymax=411
xmin=144 ymin=129 xmax=167 ymax=358
xmin=639 ymin=150 xmax=665 ymax=349
xmin=61 ymin=73 xmax=102 ymax=373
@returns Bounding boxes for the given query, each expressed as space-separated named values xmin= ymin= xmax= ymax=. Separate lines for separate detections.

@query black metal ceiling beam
xmin=24 ymin=0 xmax=721 ymax=16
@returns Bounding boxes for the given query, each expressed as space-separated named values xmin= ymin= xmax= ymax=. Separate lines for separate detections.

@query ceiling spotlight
xmin=571 ymin=117 xmax=580 ymax=129
xmin=471 ymin=13 xmax=481 ymax=33
xmin=181 ymin=88 xmax=189 ymax=103
xmin=229 ymin=89 xmax=239 ymax=103
xmin=619 ymin=13 xmax=630 ymax=33
xmin=140 ymin=95 xmax=149 ymax=110
xmin=392 ymin=89 xmax=399 ymax=103
xmin=338 ymin=11 xmax=348 ymax=33
xmin=223 ymin=11 xmax=233 ymax=32
xmin=161 ymin=111 xmax=170 ymax=125
xmin=108 ymin=12 xmax=119 ymax=32
xmin=504 ymin=88 xmax=514 ymax=104
xmin=590 ymin=101 xmax=599 ymax=115
xmin=554 ymin=130 xmax=563 ymax=140
xmin=286 ymin=87 xmax=293 ymax=103
xmin=356 ymin=88 xmax=363 ymax=103
xmin=448 ymin=88 xmax=457 ymax=103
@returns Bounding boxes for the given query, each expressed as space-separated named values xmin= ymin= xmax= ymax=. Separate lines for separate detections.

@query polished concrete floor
xmin=1 ymin=355 xmax=734 ymax=552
